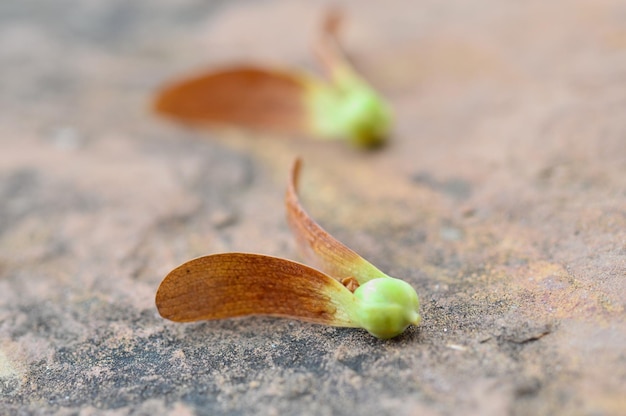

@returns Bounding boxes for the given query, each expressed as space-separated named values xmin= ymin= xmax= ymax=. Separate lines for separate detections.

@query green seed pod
xmin=309 ymin=76 xmax=392 ymax=148
xmin=354 ymin=277 xmax=421 ymax=339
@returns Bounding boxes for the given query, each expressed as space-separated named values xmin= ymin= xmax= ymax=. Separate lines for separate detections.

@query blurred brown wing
xmin=285 ymin=158 xmax=388 ymax=284
xmin=156 ymin=253 xmax=358 ymax=327
xmin=154 ymin=66 xmax=313 ymax=133
xmin=314 ymin=9 xmax=353 ymax=81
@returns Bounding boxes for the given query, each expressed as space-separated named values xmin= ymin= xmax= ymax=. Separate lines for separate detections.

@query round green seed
xmin=353 ymin=277 xmax=421 ymax=339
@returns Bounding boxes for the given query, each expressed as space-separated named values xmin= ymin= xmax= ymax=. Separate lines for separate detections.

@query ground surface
xmin=1 ymin=1 xmax=625 ymax=415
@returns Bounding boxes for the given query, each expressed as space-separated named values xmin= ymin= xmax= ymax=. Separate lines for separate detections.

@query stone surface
xmin=1 ymin=0 xmax=625 ymax=415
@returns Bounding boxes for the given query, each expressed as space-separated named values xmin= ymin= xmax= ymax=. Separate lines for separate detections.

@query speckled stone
xmin=1 ymin=1 xmax=625 ymax=415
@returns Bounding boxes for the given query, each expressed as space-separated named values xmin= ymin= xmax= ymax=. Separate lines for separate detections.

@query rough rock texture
xmin=1 ymin=0 xmax=625 ymax=415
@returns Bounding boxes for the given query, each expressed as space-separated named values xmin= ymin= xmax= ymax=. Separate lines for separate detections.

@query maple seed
xmin=153 ymin=10 xmax=391 ymax=148
xmin=155 ymin=158 xmax=421 ymax=339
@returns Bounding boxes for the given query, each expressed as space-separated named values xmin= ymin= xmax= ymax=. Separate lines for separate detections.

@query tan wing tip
xmin=154 ymin=274 xmax=181 ymax=321
xmin=152 ymin=84 xmax=182 ymax=118
xmin=155 ymin=264 xmax=203 ymax=323
xmin=322 ymin=8 xmax=343 ymax=38
xmin=290 ymin=157 xmax=303 ymax=191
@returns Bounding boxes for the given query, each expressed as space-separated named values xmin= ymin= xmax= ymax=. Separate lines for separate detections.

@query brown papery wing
xmin=154 ymin=67 xmax=311 ymax=133
xmin=156 ymin=253 xmax=358 ymax=327
xmin=285 ymin=158 xmax=388 ymax=284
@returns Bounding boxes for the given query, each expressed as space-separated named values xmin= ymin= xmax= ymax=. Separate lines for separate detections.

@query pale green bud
xmin=353 ymin=277 xmax=421 ymax=339
xmin=308 ymin=74 xmax=391 ymax=149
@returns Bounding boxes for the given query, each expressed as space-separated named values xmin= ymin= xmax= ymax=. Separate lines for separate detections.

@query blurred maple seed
xmin=153 ymin=10 xmax=392 ymax=149
xmin=155 ymin=158 xmax=421 ymax=339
